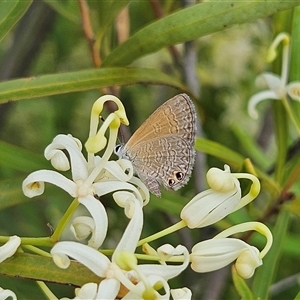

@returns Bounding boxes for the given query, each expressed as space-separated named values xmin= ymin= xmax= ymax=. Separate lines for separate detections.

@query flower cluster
xmin=0 ymin=95 xmax=273 ymax=299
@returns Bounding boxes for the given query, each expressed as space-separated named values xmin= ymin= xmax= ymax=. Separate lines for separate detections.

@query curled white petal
xmin=113 ymin=191 xmax=142 ymax=218
xmin=157 ymin=244 xmax=186 ymax=261
xmin=112 ymin=196 xmax=143 ymax=258
xmin=74 ymin=282 xmax=98 ymax=299
xmin=258 ymin=73 xmax=282 ymax=91
xmin=52 ymin=252 xmax=70 ymax=269
xmin=51 ymin=241 xmax=110 ymax=277
xmin=235 ymin=247 xmax=262 ymax=278
xmin=45 ymin=148 xmax=70 ymax=171
xmin=103 ymin=159 xmax=133 ymax=182
xmin=128 ymin=176 xmax=150 ymax=205
xmin=139 ymin=245 xmax=190 ymax=281
xmin=78 ymin=196 xmax=108 ymax=249
xmin=0 ymin=236 xmax=21 ymax=263
xmin=122 ymin=274 xmax=170 ymax=300
xmin=22 ymin=170 xmax=76 ymax=198
xmin=248 ymin=90 xmax=280 ymax=119
xmin=206 ymin=165 xmax=237 ymax=192
xmin=0 ymin=287 xmax=17 ymax=300
xmin=70 ymin=216 xmax=95 ymax=241
xmin=93 ymin=181 xmax=142 ymax=201
xmin=287 ymin=81 xmax=300 ymax=101
xmin=171 ymin=288 xmax=192 ymax=300
xmin=96 ymin=278 xmax=120 ymax=300
xmin=45 ymin=134 xmax=88 ymax=181
xmin=68 ymin=134 xmax=83 ymax=151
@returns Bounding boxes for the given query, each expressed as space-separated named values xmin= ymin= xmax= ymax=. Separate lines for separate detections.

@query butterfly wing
xmin=125 ymin=94 xmax=196 ymax=147
xmin=121 ymin=94 xmax=197 ymax=197
xmin=128 ymin=135 xmax=196 ymax=196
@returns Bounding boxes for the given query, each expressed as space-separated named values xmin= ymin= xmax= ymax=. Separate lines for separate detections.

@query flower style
xmin=22 ymin=95 xmax=149 ymax=248
xmin=190 ymin=222 xmax=273 ymax=279
xmin=248 ymin=32 xmax=300 ymax=119
xmin=180 ymin=165 xmax=260 ymax=228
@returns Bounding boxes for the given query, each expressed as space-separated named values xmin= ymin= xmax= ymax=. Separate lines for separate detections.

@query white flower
xmin=0 ymin=236 xmax=21 ymax=263
xmin=191 ymin=238 xmax=261 ymax=278
xmin=23 ymin=134 xmax=149 ymax=248
xmin=248 ymin=32 xmax=300 ymax=119
xmin=190 ymin=222 xmax=273 ymax=279
xmin=0 ymin=287 xmax=17 ymax=300
xmin=181 ymin=165 xmax=260 ymax=228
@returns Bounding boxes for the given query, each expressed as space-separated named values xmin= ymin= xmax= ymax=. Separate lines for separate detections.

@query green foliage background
xmin=0 ymin=1 xmax=300 ymax=299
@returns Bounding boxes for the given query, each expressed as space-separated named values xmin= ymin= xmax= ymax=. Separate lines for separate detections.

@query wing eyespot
xmin=175 ymin=171 xmax=184 ymax=181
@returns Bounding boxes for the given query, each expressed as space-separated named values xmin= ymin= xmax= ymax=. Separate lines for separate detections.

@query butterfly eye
xmin=174 ymin=171 xmax=184 ymax=181
xmin=114 ymin=144 xmax=122 ymax=155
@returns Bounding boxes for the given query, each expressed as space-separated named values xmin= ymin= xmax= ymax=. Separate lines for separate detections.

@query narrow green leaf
xmin=290 ymin=6 xmax=300 ymax=82
xmin=231 ymin=125 xmax=271 ymax=170
xmin=195 ymin=137 xmax=244 ymax=168
xmin=232 ymin=265 xmax=254 ymax=300
xmin=102 ymin=0 xmax=300 ymax=67
xmin=96 ymin=0 xmax=131 ymax=40
xmin=252 ymin=210 xmax=292 ymax=299
xmin=0 ymin=0 xmax=32 ymax=43
xmin=294 ymin=289 xmax=300 ymax=300
xmin=0 ymin=140 xmax=49 ymax=172
xmin=0 ymin=178 xmax=32 ymax=210
xmin=0 ymin=67 xmax=186 ymax=103
xmin=0 ymin=252 xmax=100 ymax=286
xmin=151 ymin=192 xmax=189 ymax=215
xmin=43 ymin=0 xmax=79 ymax=23
xmin=290 ymin=7 xmax=300 ymax=127
xmin=195 ymin=137 xmax=281 ymax=195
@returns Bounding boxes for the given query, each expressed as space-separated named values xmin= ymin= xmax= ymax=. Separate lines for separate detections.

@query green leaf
xmin=252 ymin=210 xmax=292 ymax=299
xmin=195 ymin=137 xmax=244 ymax=168
xmin=0 ymin=0 xmax=32 ymax=43
xmin=0 ymin=140 xmax=49 ymax=172
xmin=151 ymin=192 xmax=189 ymax=215
xmin=0 ymin=178 xmax=32 ymax=210
xmin=232 ymin=265 xmax=254 ymax=300
xmin=231 ymin=125 xmax=271 ymax=170
xmin=43 ymin=0 xmax=79 ymax=23
xmin=102 ymin=0 xmax=300 ymax=67
xmin=294 ymin=290 xmax=300 ymax=300
xmin=0 ymin=67 xmax=186 ymax=103
xmin=0 ymin=252 xmax=100 ymax=286
xmin=96 ymin=0 xmax=131 ymax=40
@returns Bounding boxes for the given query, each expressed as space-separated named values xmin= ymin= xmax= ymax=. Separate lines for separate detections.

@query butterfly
xmin=115 ymin=94 xmax=197 ymax=197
